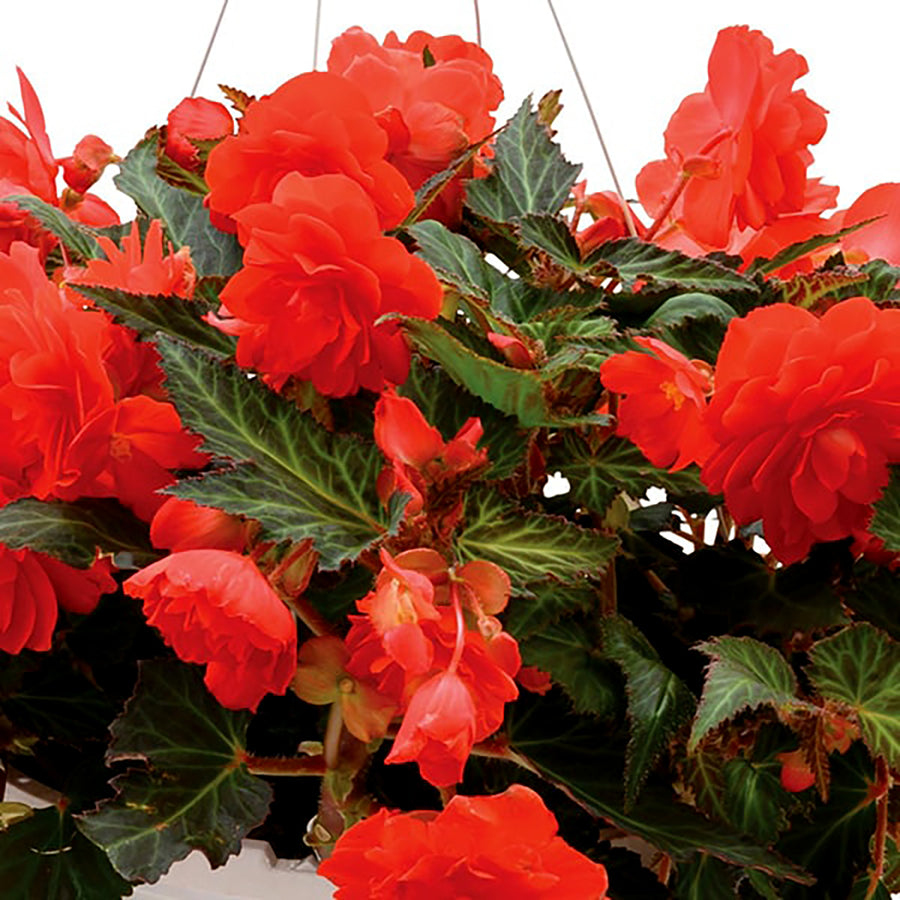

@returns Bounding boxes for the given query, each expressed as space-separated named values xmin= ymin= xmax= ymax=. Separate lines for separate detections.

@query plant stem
xmin=243 ymin=754 xmax=327 ymax=776
xmin=600 ymin=558 xmax=617 ymax=617
xmin=644 ymin=174 xmax=689 ymax=242
xmin=323 ymin=701 xmax=344 ymax=771
xmin=868 ymin=756 xmax=890 ymax=898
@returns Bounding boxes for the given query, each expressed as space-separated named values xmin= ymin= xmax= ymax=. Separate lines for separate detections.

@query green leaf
xmin=845 ymin=562 xmax=900 ymax=641
xmin=679 ymin=543 xmax=848 ymax=638
xmin=114 ymin=138 xmax=242 ymax=276
xmin=672 ymin=854 xmax=741 ymax=900
xmin=871 ymin=466 xmax=900 ymax=552
xmin=777 ymin=269 xmax=868 ymax=308
xmin=77 ymin=660 xmax=272 ymax=883
xmin=507 ymin=694 xmax=813 ymax=883
xmin=807 ymin=623 xmax=900 ymax=768
xmin=455 ymin=488 xmax=618 ymax=588
xmin=0 ymin=806 xmax=133 ymax=899
xmin=722 ymin=757 xmax=789 ymax=844
xmin=746 ymin=220 xmax=873 ymax=276
xmin=403 ymin=140 xmax=490 ymax=227
xmin=519 ymin=617 xmax=623 ymax=717
xmin=2 ymin=654 xmax=119 ymax=743
xmin=401 ymin=316 xmax=606 ymax=427
xmin=849 ymin=258 xmax=900 ymax=301
xmin=744 ymin=869 xmax=781 ymax=900
xmin=690 ymin=637 xmax=799 ymax=750
xmin=777 ymin=745 xmax=875 ymax=899
xmin=586 ymin=239 xmax=756 ymax=293
xmin=156 ymin=336 xmax=397 ymax=569
xmin=848 ymin=876 xmax=891 ymax=900
xmin=518 ymin=213 xmax=583 ymax=270
xmin=72 ymin=284 xmax=236 ymax=356
xmin=555 ymin=433 xmax=709 ymax=515
xmin=406 ymin=219 xmax=595 ymax=323
xmin=602 ymin=616 xmax=696 ymax=807
xmin=518 ymin=305 xmax=616 ymax=347
xmin=0 ymin=498 xmax=156 ymax=570
xmin=466 ymin=97 xmax=581 ymax=222
xmin=3 ymin=194 xmax=104 ymax=261
xmin=504 ymin=578 xmax=597 ymax=640
xmin=407 ymin=220 xmax=512 ymax=306
xmin=644 ymin=292 xmax=737 ymax=327
xmin=397 ymin=358 xmax=529 ymax=480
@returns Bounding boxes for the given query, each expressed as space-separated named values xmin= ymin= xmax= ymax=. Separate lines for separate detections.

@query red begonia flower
xmin=150 ymin=497 xmax=252 ymax=553
xmin=0 ymin=70 xmax=118 ymax=256
xmin=165 ymin=97 xmax=233 ymax=172
xmin=70 ymin=219 xmax=196 ymax=300
xmin=0 ymin=547 xmax=60 ymax=654
xmin=0 ymin=547 xmax=114 ymax=655
xmin=357 ymin=548 xmax=444 ymax=677
xmin=38 ymin=553 xmax=116 ymax=615
xmin=345 ymin=550 xmax=519 ymax=786
xmin=59 ymin=135 xmax=117 ymax=194
xmin=777 ymin=749 xmax=816 ymax=793
xmin=600 ymin=336 xmax=715 ymax=470
xmin=328 ymin=27 xmax=503 ymax=225
xmin=702 ymin=298 xmax=900 ymax=564
xmin=571 ymin=184 xmax=645 ymax=253
xmin=636 ymin=26 xmax=836 ymax=249
xmin=124 ymin=549 xmax=297 ymax=711
xmin=374 ymin=390 xmax=487 ymax=515
xmin=205 ymin=71 xmax=414 ymax=231
xmin=0 ymin=243 xmax=115 ymax=497
xmin=835 ymin=182 xmax=900 ymax=266
xmin=59 ymin=395 xmax=208 ymax=520
xmin=67 ymin=219 xmax=197 ymax=399
xmin=385 ymin=668 xmax=477 ymax=785
xmin=318 ymin=784 xmax=610 ymax=899
xmin=210 ymin=172 xmax=442 ymax=396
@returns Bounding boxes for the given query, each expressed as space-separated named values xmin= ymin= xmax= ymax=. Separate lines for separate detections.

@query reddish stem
xmin=446 ymin=581 xmax=466 ymax=675
xmin=243 ymin=754 xmax=327 ymax=776
xmin=868 ymin=756 xmax=890 ymax=898
xmin=644 ymin=173 xmax=689 ymax=242
xmin=644 ymin=127 xmax=732 ymax=242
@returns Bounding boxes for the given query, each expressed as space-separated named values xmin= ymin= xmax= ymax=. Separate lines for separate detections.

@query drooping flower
xmin=701 ymin=298 xmax=900 ymax=564
xmin=356 ymin=548 xmax=444 ymax=676
xmin=318 ymin=784 xmax=610 ymax=899
xmin=346 ymin=549 xmax=518 ymax=786
xmin=600 ymin=336 xmax=715 ymax=470
xmin=165 ymin=97 xmax=234 ymax=172
xmin=58 ymin=135 xmax=117 ymax=194
xmin=123 ymin=549 xmax=297 ymax=711
xmin=210 ymin=172 xmax=443 ymax=396
xmin=205 ymin=71 xmax=414 ymax=231
xmin=374 ymin=390 xmax=487 ymax=517
xmin=636 ymin=26 xmax=836 ymax=249
xmin=571 ymin=182 xmax=644 ymax=253
xmin=328 ymin=27 xmax=503 ymax=225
